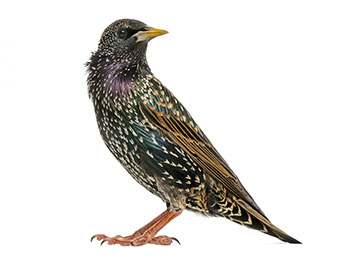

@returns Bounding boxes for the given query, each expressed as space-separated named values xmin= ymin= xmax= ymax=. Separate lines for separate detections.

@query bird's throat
xmin=103 ymin=62 xmax=133 ymax=96
xmin=87 ymin=52 xmax=150 ymax=100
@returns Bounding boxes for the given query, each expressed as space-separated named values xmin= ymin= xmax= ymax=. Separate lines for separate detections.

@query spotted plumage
xmin=87 ymin=19 xmax=300 ymax=246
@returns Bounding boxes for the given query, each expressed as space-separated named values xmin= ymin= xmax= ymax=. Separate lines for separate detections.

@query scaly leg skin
xmin=91 ymin=209 xmax=182 ymax=246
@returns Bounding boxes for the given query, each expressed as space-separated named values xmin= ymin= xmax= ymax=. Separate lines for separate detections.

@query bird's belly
xmin=96 ymin=111 xmax=164 ymax=199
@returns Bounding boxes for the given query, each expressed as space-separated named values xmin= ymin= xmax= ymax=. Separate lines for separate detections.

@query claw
xmin=100 ymin=240 xmax=107 ymax=246
xmin=171 ymin=237 xmax=180 ymax=245
xmin=90 ymin=235 xmax=96 ymax=242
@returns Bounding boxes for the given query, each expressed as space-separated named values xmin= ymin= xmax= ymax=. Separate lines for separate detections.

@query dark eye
xmin=118 ymin=29 xmax=127 ymax=40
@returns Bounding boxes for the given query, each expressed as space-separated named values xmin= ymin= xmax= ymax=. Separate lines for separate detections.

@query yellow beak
xmin=135 ymin=27 xmax=168 ymax=42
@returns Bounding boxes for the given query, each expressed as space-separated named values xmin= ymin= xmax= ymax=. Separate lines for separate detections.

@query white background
xmin=1 ymin=0 xmax=354 ymax=259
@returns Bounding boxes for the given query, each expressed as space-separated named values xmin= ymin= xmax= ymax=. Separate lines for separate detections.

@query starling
xmin=87 ymin=19 xmax=301 ymax=246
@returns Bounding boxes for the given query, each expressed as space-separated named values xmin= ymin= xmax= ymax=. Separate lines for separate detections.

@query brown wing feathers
xmin=140 ymin=100 xmax=266 ymax=216
xmin=140 ymin=95 xmax=301 ymax=244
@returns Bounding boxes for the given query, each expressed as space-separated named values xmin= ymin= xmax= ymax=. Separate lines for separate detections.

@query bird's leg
xmin=91 ymin=209 xmax=182 ymax=246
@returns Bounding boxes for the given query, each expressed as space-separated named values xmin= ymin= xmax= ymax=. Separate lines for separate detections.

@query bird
xmin=86 ymin=18 xmax=301 ymax=246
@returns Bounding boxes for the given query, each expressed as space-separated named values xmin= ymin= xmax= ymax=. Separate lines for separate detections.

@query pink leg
xmin=91 ymin=209 xmax=182 ymax=246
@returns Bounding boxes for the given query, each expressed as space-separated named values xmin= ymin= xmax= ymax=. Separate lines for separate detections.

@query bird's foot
xmin=91 ymin=233 xmax=179 ymax=246
xmin=91 ymin=209 xmax=182 ymax=246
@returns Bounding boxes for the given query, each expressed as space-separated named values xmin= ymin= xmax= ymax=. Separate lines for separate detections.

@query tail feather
xmin=228 ymin=198 xmax=301 ymax=244
xmin=268 ymin=225 xmax=301 ymax=244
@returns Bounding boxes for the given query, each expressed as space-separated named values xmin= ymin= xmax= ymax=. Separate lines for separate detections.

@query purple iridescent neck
xmin=104 ymin=61 xmax=135 ymax=96
xmin=87 ymin=46 xmax=150 ymax=99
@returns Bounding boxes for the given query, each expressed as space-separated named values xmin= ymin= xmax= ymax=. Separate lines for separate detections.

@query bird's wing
xmin=139 ymin=89 xmax=267 ymax=218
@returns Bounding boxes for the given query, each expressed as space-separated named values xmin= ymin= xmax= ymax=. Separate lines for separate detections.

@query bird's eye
xmin=118 ymin=29 xmax=127 ymax=40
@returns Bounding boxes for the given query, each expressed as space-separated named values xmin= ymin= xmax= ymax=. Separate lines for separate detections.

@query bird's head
xmin=87 ymin=19 xmax=167 ymax=98
xmin=98 ymin=19 xmax=168 ymax=58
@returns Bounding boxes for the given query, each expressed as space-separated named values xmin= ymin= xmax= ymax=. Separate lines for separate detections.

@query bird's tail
xmin=224 ymin=198 xmax=301 ymax=244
